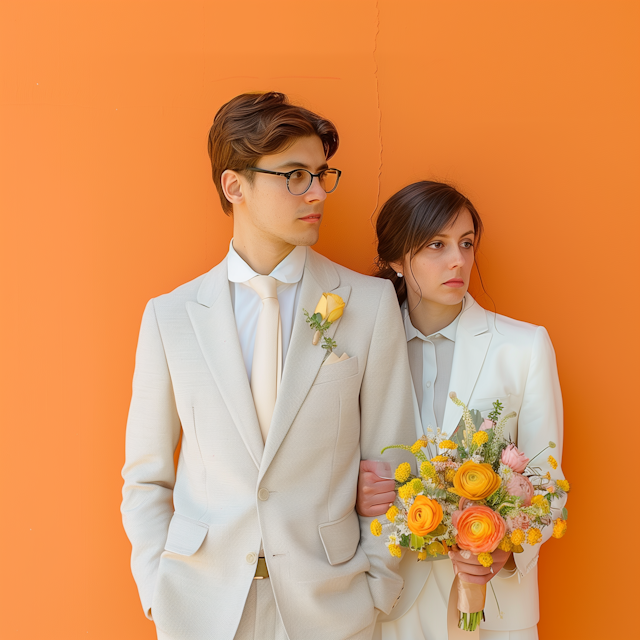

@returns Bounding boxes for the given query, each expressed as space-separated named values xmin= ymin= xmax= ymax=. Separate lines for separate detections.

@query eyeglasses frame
xmin=246 ymin=166 xmax=342 ymax=196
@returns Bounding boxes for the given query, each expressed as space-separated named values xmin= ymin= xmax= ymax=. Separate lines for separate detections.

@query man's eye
xmin=291 ymin=170 xmax=305 ymax=180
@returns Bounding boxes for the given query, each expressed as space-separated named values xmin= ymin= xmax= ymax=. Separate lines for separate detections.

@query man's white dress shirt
xmin=227 ymin=240 xmax=307 ymax=381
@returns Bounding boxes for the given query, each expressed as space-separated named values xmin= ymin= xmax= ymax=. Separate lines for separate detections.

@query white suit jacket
xmin=380 ymin=294 xmax=566 ymax=631
xmin=121 ymin=249 xmax=416 ymax=640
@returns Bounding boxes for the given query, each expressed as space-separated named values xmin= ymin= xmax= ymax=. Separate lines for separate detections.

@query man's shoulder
xmin=309 ymin=249 xmax=389 ymax=294
xmin=150 ymin=260 xmax=226 ymax=310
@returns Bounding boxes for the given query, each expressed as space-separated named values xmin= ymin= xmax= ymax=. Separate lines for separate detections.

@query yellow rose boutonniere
xmin=303 ymin=292 xmax=345 ymax=353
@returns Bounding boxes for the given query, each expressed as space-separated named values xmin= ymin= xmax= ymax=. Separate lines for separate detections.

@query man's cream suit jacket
xmin=121 ymin=249 xmax=416 ymax=640
xmin=379 ymin=294 xmax=566 ymax=632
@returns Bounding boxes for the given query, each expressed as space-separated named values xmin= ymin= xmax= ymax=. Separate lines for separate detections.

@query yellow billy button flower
xmin=411 ymin=439 xmax=426 ymax=454
xmin=370 ymin=519 xmax=382 ymax=537
xmin=386 ymin=505 xmax=399 ymax=522
xmin=477 ymin=553 xmax=493 ymax=567
xmin=389 ymin=544 xmax=402 ymax=558
xmin=444 ymin=468 xmax=456 ymax=483
xmin=439 ymin=439 xmax=458 ymax=450
xmin=511 ymin=529 xmax=525 ymax=546
xmin=398 ymin=482 xmax=416 ymax=501
xmin=431 ymin=455 xmax=449 ymax=463
xmin=395 ymin=462 xmax=412 ymax=483
xmin=552 ymin=518 xmax=568 ymax=539
xmin=420 ymin=461 xmax=436 ymax=479
xmin=548 ymin=455 xmax=558 ymax=470
xmin=472 ymin=431 xmax=489 ymax=446
xmin=531 ymin=495 xmax=550 ymax=514
xmin=526 ymin=528 xmax=542 ymax=545
xmin=411 ymin=478 xmax=424 ymax=493
xmin=557 ymin=479 xmax=570 ymax=492
xmin=498 ymin=536 xmax=514 ymax=552
xmin=315 ymin=293 xmax=345 ymax=323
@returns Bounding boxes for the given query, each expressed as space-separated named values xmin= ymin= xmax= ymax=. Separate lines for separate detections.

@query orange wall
xmin=1 ymin=1 xmax=638 ymax=637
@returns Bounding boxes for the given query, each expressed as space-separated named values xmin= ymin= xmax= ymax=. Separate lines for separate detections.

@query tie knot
xmin=248 ymin=275 xmax=278 ymax=301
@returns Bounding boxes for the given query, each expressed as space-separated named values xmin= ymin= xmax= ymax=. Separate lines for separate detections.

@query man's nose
xmin=304 ymin=176 xmax=328 ymax=202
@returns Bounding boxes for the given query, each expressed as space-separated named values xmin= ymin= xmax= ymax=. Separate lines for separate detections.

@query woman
xmin=357 ymin=181 xmax=566 ymax=640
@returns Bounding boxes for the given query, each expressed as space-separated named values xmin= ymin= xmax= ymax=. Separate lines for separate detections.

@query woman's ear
xmin=220 ymin=170 xmax=244 ymax=207
xmin=389 ymin=260 xmax=404 ymax=277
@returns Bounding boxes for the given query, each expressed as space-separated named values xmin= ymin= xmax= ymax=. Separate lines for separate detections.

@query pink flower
xmin=506 ymin=513 xmax=531 ymax=532
xmin=480 ymin=419 xmax=495 ymax=431
xmin=506 ymin=473 xmax=534 ymax=506
xmin=547 ymin=485 xmax=556 ymax=493
xmin=501 ymin=444 xmax=529 ymax=473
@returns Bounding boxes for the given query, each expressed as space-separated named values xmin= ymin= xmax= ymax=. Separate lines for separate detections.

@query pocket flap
xmin=164 ymin=513 xmax=209 ymax=556
xmin=313 ymin=355 xmax=359 ymax=386
xmin=318 ymin=509 xmax=360 ymax=566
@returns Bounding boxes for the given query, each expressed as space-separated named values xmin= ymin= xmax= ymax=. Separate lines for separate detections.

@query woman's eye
xmin=428 ymin=242 xmax=443 ymax=249
xmin=292 ymin=170 xmax=305 ymax=179
xmin=461 ymin=241 xmax=474 ymax=249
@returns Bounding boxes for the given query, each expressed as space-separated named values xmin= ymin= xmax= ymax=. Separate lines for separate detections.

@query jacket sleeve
xmin=509 ymin=325 xmax=566 ymax=579
xmin=358 ymin=281 xmax=417 ymax=614
xmin=121 ymin=299 xmax=181 ymax=619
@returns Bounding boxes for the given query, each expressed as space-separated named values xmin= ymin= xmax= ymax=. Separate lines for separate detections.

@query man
xmin=121 ymin=92 xmax=415 ymax=640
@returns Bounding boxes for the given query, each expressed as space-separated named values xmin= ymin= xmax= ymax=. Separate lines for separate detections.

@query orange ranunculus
xmin=407 ymin=495 xmax=443 ymax=537
xmin=452 ymin=461 xmax=501 ymax=501
xmin=454 ymin=505 xmax=506 ymax=554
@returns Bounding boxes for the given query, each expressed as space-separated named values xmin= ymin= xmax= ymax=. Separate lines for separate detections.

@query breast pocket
xmin=312 ymin=355 xmax=359 ymax=386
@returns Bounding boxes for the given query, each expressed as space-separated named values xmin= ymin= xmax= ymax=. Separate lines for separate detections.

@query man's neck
xmin=231 ymin=229 xmax=296 ymax=276
xmin=407 ymin=296 xmax=463 ymax=337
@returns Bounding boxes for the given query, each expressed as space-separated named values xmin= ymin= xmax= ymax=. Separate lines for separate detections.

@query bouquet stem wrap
xmin=446 ymin=574 xmax=485 ymax=637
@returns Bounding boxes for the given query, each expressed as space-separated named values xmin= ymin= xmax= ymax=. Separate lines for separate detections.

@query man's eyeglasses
xmin=246 ymin=167 xmax=342 ymax=196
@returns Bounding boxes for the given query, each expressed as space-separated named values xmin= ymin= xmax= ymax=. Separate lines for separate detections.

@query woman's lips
xmin=444 ymin=279 xmax=465 ymax=288
xmin=299 ymin=214 xmax=322 ymax=223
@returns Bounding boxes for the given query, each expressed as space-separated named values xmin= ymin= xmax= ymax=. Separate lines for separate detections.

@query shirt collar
xmin=227 ymin=240 xmax=307 ymax=284
xmin=402 ymin=297 xmax=465 ymax=343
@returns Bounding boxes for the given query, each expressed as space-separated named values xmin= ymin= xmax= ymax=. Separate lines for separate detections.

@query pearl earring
xmin=397 ymin=272 xmax=403 ymax=278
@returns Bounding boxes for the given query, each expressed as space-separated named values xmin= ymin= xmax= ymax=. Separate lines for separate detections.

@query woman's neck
xmin=406 ymin=295 xmax=463 ymax=337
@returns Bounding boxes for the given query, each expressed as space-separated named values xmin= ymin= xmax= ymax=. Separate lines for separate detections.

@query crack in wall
xmin=371 ymin=0 xmax=383 ymax=227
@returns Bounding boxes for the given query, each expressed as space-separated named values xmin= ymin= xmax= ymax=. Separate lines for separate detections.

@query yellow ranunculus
xmin=314 ymin=293 xmax=345 ymax=323
xmin=452 ymin=461 xmax=501 ymax=500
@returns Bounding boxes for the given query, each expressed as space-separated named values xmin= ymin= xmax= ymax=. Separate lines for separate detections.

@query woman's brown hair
xmin=374 ymin=181 xmax=484 ymax=305
xmin=208 ymin=92 xmax=339 ymax=215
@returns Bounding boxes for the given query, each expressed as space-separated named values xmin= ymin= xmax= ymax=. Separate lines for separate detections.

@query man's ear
xmin=221 ymin=170 xmax=245 ymax=207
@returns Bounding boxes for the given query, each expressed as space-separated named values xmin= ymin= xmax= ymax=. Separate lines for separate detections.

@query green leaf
xmin=399 ymin=534 xmax=411 ymax=547
xmin=311 ymin=312 xmax=322 ymax=323
xmin=430 ymin=523 xmax=447 ymax=537
xmin=410 ymin=534 xmax=425 ymax=550
xmin=562 ymin=507 xmax=568 ymax=520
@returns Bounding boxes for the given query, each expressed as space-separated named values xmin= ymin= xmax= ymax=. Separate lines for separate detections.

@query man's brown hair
xmin=208 ymin=92 xmax=339 ymax=215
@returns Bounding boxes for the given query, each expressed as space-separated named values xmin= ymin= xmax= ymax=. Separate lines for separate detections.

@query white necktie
xmin=248 ymin=275 xmax=282 ymax=442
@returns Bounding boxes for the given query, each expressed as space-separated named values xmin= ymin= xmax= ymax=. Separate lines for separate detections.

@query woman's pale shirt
xmin=403 ymin=299 xmax=464 ymax=436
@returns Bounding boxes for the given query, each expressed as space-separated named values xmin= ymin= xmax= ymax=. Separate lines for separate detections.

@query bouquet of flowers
xmin=370 ymin=392 xmax=569 ymax=632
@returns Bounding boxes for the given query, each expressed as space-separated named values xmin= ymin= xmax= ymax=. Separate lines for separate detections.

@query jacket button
xmin=246 ymin=552 xmax=257 ymax=565
xmin=258 ymin=488 xmax=270 ymax=501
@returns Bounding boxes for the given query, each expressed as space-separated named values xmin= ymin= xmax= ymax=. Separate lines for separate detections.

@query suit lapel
xmin=442 ymin=295 xmax=492 ymax=438
xmin=186 ymin=259 xmax=264 ymax=469
xmin=259 ymin=250 xmax=351 ymax=479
